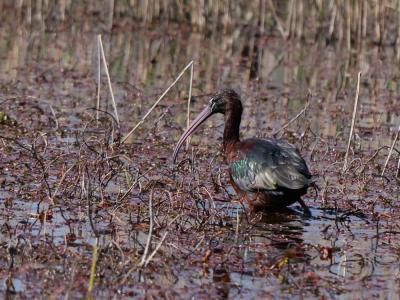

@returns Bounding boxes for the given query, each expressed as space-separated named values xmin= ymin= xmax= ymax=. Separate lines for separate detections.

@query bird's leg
xmin=298 ymin=198 xmax=312 ymax=217
xmin=229 ymin=174 xmax=254 ymax=219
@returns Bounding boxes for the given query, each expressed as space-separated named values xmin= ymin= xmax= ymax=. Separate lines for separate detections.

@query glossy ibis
xmin=173 ymin=89 xmax=314 ymax=215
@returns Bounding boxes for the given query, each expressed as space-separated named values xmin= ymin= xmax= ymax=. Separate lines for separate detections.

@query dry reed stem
xmin=381 ymin=125 xmax=400 ymax=176
xmin=96 ymin=37 xmax=101 ymax=124
xmin=322 ymin=179 xmax=328 ymax=207
xmin=107 ymin=0 xmax=114 ymax=30
xmin=98 ymin=35 xmax=120 ymax=125
xmin=42 ymin=209 xmax=47 ymax=239
xmin=234 ymin=208 xmax=240 ymax=244
xmin=144 ymin=231 xmax=168 ymax=267
xmin=343 ymin=72 xmax=361 ymax=173
xmin=82 ymin=168 xmax=98 ymax=237
xmin=328 ymin=1 xmax=337 ymax=39
xmin=121 ymin=60 xmax=193 ymax=143
xmin=267 ymin=0 xmax=289 ymax=39
xmin=51 ymin=163 xmax=75 ymax=204
xmin=10 ymin=1 xmax=398 ymax=46
xmin=139 ymin=188 xmax=154 ymax=266
xmin=185 ymin=62 xmax=194 ymax=150
xmin=117 ymin=169 xmax=141 ymax=202
xmin=273 ymin=91 xmax=311 ymax=136
xmin=143 ymin=214 xmax=181 ymax=266
xmin=88 ymin=238 xmax=99 ymax=293
xmin=49 ymin=105 xmax=58 ymax=129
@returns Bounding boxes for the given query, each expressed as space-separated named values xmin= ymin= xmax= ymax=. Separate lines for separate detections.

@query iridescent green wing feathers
xmin=230 ymin=138 xmax=313 ymax=192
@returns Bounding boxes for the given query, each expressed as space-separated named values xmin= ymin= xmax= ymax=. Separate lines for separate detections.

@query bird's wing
xmin=230 ymin=138 xmax=313 ymax=192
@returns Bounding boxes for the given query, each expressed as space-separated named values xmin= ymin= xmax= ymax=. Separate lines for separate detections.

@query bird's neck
xmin=223 ymin=105 xmax=242 ymax=153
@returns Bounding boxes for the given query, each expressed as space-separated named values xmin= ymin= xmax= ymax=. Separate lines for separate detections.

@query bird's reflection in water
xmin=246 ymin=206 xmax=312 ymax=252
xmin=207 ymin=207 xmax=314 ymax=298
xmin=212 ymin=264 xmax=231 ymax=300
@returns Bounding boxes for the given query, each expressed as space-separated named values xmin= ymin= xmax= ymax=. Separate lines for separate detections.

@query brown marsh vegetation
xmin=0 ymin=1 xmax=400 ymax=299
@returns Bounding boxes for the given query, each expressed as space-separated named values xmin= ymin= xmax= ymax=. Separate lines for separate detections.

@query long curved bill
xmin=172 ymin=105 xmax=213 ymax=164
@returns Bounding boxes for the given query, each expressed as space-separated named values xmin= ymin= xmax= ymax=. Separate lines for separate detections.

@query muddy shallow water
xmin=1 ymin=7 xmax=400 ymax=300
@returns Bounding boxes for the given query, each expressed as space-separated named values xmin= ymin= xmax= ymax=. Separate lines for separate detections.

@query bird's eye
xmin=209 ymin=96 xmax=222 ymax=111
xmin=209 ymin=98 xmax=216 ymax=109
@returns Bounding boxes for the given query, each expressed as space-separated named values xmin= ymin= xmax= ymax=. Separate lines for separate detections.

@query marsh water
xmin=1 ymin=6 xmax=400 ymax=300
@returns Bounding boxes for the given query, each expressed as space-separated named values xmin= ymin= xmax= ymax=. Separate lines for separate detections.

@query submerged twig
xmin=343 ymin=72 xmax=361 ymax=173
xmin=121 ymin=60 xmax=194 ymax=143
xmin=381 ymin=125 xmax=400 ymax=176
xmin=98 ymin=35 xmax=119 ymax=126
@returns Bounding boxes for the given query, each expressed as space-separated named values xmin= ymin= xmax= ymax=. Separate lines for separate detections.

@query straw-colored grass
xmin=343 ymin=72 xmax=361 ymax=173
xmin=98 ymin=35 xmax=120 ymax=126
xmin=121 ymin=61 xmax=194 ymax=143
